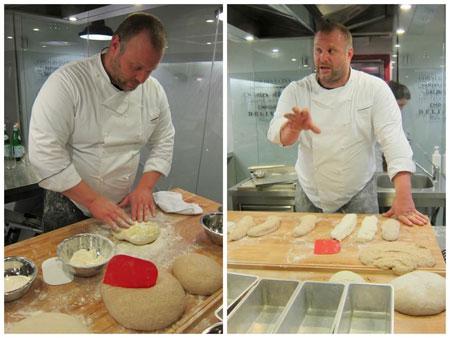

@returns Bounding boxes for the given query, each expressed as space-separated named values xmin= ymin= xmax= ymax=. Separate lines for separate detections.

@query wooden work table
xmin=5 ymin=189 xmax=223 ymax=333
xmin=228 ymin=211 xmax=446 ymax=334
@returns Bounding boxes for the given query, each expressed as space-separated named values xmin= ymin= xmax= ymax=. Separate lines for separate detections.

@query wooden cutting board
xmin=228 ymin=211 xmax=445 ymax=274
xmin=5 ymin=189 xmax=222 ymax=333
xmin=228 ymin=267 xmax=445 ymax=333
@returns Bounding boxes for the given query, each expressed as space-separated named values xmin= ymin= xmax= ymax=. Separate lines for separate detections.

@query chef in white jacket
xmin=267 ymin=21 xmax=428 ymax=226
xmin=29 ymin=13 xmax=175 ymax=231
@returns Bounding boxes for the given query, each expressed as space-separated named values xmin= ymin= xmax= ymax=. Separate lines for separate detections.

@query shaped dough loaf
xmin=356 ymin=215 xmax=378 ymax=242
xmin=329 ymin=270 xmax=365 ymax=284
xmin=228 ymin=216 xmax=255 ymax=241
xmin=293 ymin=215 xmax=318 ymax=237
xmin=331 ymin=214 xmax=357 ymax=241
xmin=247 ymin=216 xmax=281 ymax=237
xmin=381 ymin=219 xmax=400 ymax=241
xmin=113 ymin=221 xmax=160 ymax=245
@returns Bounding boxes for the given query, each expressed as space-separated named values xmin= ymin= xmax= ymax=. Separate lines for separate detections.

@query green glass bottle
xmin=11 ymin=122 xmax=25 ymax=161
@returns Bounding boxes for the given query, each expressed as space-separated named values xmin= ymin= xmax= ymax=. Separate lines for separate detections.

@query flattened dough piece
xmin=228 ymin=216 xmax=255 ymax=241
xmin=113 ymin=221 xmax=160 ymax=245
xmin=356 ymin=215 xmax=378 ymax=243
xmin=247 ymin=216 xmax=281 ymax=237
xmin=329 ymin=271 xmax=365 ymax=284
xmin=7 ymin=312 xmax=89 ymax=333
xmin=359 ymin=241 xmax=435 ymax=275
xmin=101 ymin=271 xmax=186 ymax=331
xmin=172 ymin=253 xmax=222 ymax=296
xmin=390 ymin=271 xmax=445 ymax=316
xmin=331 ymin=214 xmax=357 ymax=241
xmin=381 ymin=219 xmax=400 ymax=241
xmin=293 ymin=215 xmax=318 ymax=237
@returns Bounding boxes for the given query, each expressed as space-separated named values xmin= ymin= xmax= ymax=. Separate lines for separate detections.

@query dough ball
xmin=7 ymin=312 xmax=89 ymax=333
xmin=390 ymin=271 xmax=445 ymax=316
xmin=329 ymin=271 xmax=365 ymax=284
xmin=101 ymin=271 xmax=186 ymax=331
xmin=113 ymin=221 xmax=160 ymax=245
xmin=172 ymin=253 xmax=222 ymax=296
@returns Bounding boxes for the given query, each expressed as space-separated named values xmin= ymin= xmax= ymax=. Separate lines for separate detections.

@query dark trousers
xmin=42 ymin=190 xmax=88 ymax=231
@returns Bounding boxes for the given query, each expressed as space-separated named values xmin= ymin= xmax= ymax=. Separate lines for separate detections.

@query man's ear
xmin=109 ymin=35 xmax=121 ymax=54
xmin=347 ymin=47 xmax=354 ymax=61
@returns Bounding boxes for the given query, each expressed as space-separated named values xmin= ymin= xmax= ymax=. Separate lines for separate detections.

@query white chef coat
xmin=267 ymin=68 xmax=414 ymax=212
xmin=29 ymin=53 xmax=175 ymax=215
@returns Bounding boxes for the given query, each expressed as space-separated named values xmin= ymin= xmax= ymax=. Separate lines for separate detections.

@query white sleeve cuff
xmin=267 ymin=117 xmax=288 ymax=146
xmin=143 ymin=158 xmax=172 ymax=177
xmin=38 ymin=163 xmax=82 ymax=192
xmin=387 ymin=158 xmax=416 ymax=181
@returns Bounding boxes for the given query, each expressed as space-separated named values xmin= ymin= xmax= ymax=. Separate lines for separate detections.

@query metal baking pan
xmin=275 ymin=281 xmax=346 ymax=333
xmin=228 ymin=278 xmax=300 ymax=333
xmin=334 ymin=283 xmax=394 ymax=334
xmin=227 ymin=272 xmax=259 ymax=314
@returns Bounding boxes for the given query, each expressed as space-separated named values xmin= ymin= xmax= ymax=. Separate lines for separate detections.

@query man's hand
xmin=280 ymin=106 xmax=321 ymax=146
xmin=87 ymin=196 xmax=134 ymax=232
xmin=118 ymin=186 xmax=156 ymax=222
xmin=383 ymin=171 xmax=429 ymax=226
xmin=63 ymin=180 xmax=133 ymax=231
xmin=118 ymin=171 xmax=162 ymax=222
xmin=283 ymin=106 xmax=321 ymax=134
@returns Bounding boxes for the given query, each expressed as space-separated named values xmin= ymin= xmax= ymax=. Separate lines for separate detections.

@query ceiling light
xmin=396 ymin=28 xmax=405 ymax=35
xmin=196 ymin=77 xmax=203 ymax=82
xmin=303 ymin=64 xmax=308 ymax=68
xmin=206 ymin=19 xmax=214 ymax=23
xmin=41 ymin=45 xmax=47 ymax=48
xmin=400 ymin=4 xmax=412 ymax=11
xmin=7 ymin=36 xmax=13 ymax=39
xmin=69 ymin=16 xmax=77 ymax=22
xmin=395 ymin=44 xmax=400 ymax=48
xmin=79 ymin=20 xmax=113 ymax=41
xmin=392 ymin=61 xmax=396 ymax=64
xmin=392 ymin=54 xmax=397 ymax=58
xmin=42 ymin=41 xmax=71 ymax=46
xmin=272 ymin=48 xmax=279 ymax=53
xmin=245 ymin=35 xmax=254 ymax=41
xmin=33 ymin=28 xmax=40 ymax=32
xmin=206 ymin=42 xmax=212 ymax=45
xmin=291 ymin=58 xmax=297 ymax=62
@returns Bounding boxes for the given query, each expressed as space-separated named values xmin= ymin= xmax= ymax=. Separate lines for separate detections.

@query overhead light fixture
xmin=33 ymin=28 xmax=40 ymax=32
xmin=41 ymin=45 xmax=47 ymax=48
xmin=69 ymin=16 xmax=77 ymax=22
xmin=395 ymin=44 xmax=400 ymax=48
xmin=7 ymin=36 xmax=13 ymax=39
xmin=272 ymin=48 xmax=279 ymax=53
xmin=245 ymin=35 xmax=254 ymax=41
xmin=303 ymin=64 xmax=308 ymax=68
xmin=392 ymin=61 xmax=396 ymax=64
xmin=206 ymin=19 xmax=214 ymax=23
xmin=291 ymin=58 xmax=297 ymax=62
xmin=400 ymin=4 xmax=412 ymax=11
xmin=396 ymin=28 xmax=405 ymax=35
xmin=392 ymin=54 xmax=397 ymax=58
xmin=206 ymin=42 xmax=212 ymax=45
xmin=79 ymin=20 xmax=113 ymax=41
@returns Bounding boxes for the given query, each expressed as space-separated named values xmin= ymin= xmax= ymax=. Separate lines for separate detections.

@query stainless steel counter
xmin=229 ymin=171 xmax=446 ymax=212
xmin=4 ymin=162 xmax=41 ymax=203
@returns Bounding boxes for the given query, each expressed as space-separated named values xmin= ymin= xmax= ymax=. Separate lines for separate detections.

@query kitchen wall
xmin=228 ymin=4 xmax=445 ymax=184
xmin=4 ymin=4 xmax=223 ymax=203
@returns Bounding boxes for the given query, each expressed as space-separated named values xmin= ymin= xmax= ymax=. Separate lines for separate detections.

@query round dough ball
xmin=113 ymin=221 xmax=160 ymax=245
xmin=172 ymin=253 xmax=222 ymax=296
xmin=391 ymin=271 xmax=445 ymax=316
xmin=101 ymin=271 xmax=186 ymax=331
xmin=7 ymin=312 xmax=89 ymax=333
xmin=329 ymin=271 xmax=365 ymax=284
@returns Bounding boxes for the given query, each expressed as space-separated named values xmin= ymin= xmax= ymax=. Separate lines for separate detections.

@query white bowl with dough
xmin=57 ymin=233 xmax=114 ymax=277
xmin=4 ymin=256 xmax=37 ymax=302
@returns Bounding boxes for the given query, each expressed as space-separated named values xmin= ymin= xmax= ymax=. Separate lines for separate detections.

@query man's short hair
xmin=315 ymin=20 xmax=353 ymax=49
xmin=114 ymin=13 xmax=167 ymax=52
xmin=388 ymin=81 xmax=411 ymax=100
